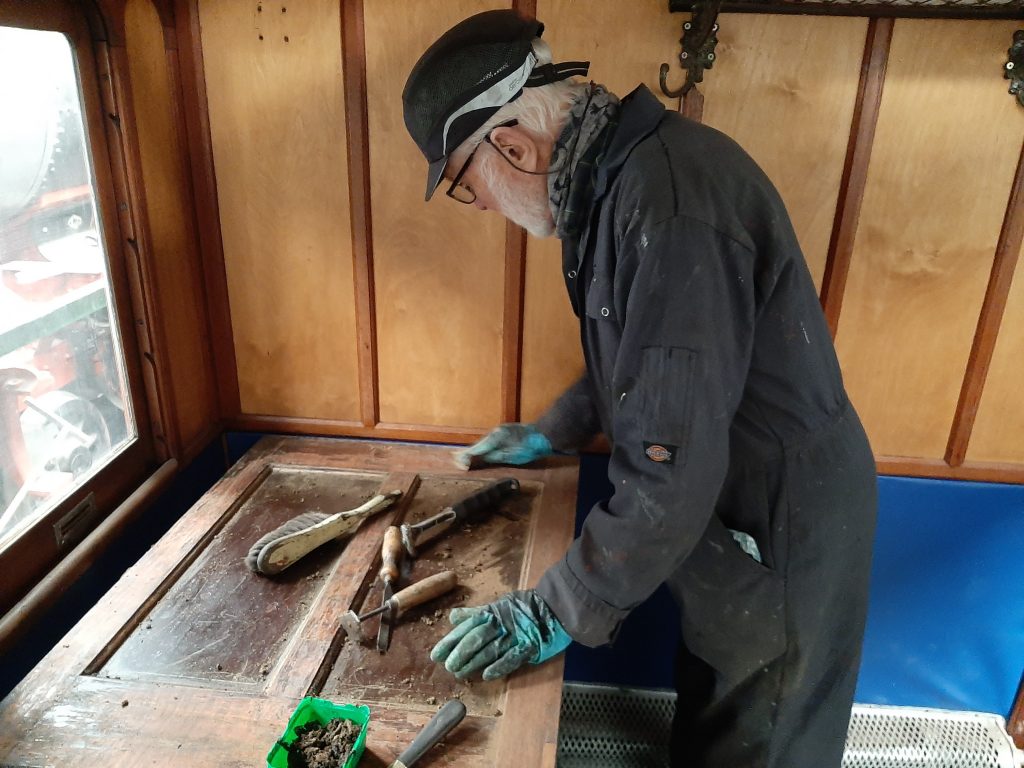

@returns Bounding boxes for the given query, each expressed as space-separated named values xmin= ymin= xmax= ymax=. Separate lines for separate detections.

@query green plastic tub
xmin=266 ymin=696 xmax=370 ymax=768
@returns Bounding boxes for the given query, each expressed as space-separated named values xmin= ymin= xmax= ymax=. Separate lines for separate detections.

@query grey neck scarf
xmin=548 ymin=83 xmax=620 ymax=239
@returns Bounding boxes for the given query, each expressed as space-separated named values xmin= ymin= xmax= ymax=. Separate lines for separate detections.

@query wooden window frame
xmin=0 ymin=1 xmax=163 ymax=616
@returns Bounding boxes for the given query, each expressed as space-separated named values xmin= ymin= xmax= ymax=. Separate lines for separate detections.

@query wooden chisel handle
xmin=390 ymin=571 xmax=457 ymax=618
xmin=379 ymin=526 xmax=403 ymax=584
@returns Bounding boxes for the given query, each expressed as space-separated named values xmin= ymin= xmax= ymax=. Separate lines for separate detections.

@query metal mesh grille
xmin=558 ymin=684 xmax=675 ymax=768
xmin=557 ymin=684 xmax=1024 ymax=768
xmin=845 ymin=705 xmax=1022 ymax=768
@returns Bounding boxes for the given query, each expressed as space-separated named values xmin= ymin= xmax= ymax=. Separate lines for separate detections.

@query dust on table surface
xmin=321 ymin=475 xmax=542 ymax=716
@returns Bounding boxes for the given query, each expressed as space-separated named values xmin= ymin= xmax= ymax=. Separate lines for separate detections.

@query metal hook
xmin=659 ymin=62 xmax=688 ymax=99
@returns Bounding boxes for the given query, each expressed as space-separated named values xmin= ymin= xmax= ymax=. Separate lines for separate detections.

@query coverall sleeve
xmin=533 ymin=374 xmax=602 ymax=452
xmin=536 ymin=215 xmax=757 ymax=646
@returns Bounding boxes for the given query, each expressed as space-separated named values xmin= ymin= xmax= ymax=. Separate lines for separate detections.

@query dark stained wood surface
xmin=0 ymin=437 xmax=578 ymax=767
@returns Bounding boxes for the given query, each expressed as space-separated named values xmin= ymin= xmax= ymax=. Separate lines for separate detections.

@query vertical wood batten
xmin=819 ymin=18 xmax=893 ymax=337
xmin=125 ymin=0 xmax=220 ymax=456
xmin=945 ymin=139 xmax=1024 ymax=467
xmin=502 ymin=222 xmax=527 ymax=422
xmin=160 ymin=16 xmax=221 ymax=458
xmin=174 ymin=0 xmax=241 ymax=420
xmin=341 ymin=0 xmax=379 ymax=428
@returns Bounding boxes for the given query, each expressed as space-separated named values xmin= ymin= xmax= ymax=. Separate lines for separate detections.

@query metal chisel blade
xmin=376 ymin=582 xmax=394 ymax=653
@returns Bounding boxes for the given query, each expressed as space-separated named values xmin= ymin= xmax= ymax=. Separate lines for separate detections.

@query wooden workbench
xmin=0 ymin=437 xmax=579 ymax=767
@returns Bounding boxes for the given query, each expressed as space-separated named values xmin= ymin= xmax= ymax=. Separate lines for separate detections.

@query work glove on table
xmin=453 ymin=423 xmax=553 ymax=469
xmin=430 ymin=590 xmax=572 ymax=681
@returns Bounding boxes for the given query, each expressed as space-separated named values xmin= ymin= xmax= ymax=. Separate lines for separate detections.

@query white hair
xmin=451 ymin=38 xmax=588 ymax=166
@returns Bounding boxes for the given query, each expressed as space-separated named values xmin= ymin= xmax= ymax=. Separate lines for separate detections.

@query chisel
xmin=388 ymin=699 xmax=467 ymax=768
xmin=376 ymin=525 xmax=404 ymax=653
xmin=340 ymin=571 xmax=458 ymax=644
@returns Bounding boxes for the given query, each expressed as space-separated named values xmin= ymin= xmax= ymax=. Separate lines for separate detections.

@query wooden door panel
xmin=835 ymin=20 xmax=1024 ymax=460
xmin=199 ymin=0 xmax=362 ymax=420
xmin=702 ymin=14 xmax=868 ymax=292
xmin=366 ymin=0 xmax=508 ymax=429
xmin=0 ymin=438 xmax=578 ymax=767
xmin=102 ymin=467 xmax=386 ymax=687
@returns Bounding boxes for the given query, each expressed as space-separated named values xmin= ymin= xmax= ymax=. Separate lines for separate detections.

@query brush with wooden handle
xmin=244 ymin=490 xmax=402 ymax=576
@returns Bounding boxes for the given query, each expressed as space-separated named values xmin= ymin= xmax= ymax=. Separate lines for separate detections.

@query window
xmin=0 ymin=3 xmax=157 ymax=613
xmin=0 ymin=26 xmax=137 ymax=549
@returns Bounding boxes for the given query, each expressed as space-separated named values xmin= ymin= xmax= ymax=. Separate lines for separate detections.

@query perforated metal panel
xmin=558 ymin=684 xmax=675 ymax=768
xmin=845 ymin=705 xmax=1023 ymax=768
xmin=557 ymin=684 xmax=1024 ymax=768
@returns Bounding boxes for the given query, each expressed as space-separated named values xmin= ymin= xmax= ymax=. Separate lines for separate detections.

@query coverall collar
xmin=592 ymin=84 xmax=668 ymax=202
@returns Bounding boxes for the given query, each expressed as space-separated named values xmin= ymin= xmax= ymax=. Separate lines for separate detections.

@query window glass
xmin=0 ymin=26 xmax=136 ymax=547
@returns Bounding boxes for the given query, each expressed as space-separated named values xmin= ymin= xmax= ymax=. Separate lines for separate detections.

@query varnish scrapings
xmin=101 ymin=468 xmax=384 ymax=686
xmin=282 ymin=718 xmax=360 ymax=768
xmin=322 ymin=476 xmax=539 ymax=716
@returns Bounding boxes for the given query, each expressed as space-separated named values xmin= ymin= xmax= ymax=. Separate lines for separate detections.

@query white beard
xmin=479 ymin=152 xmax=555 ymax=239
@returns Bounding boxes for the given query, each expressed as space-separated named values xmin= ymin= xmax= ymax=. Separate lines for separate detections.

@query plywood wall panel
xmin=365 ymin=0 xmax=508 ymax=429
xmin=968 ymin=241 xmax=1024 ymax=465
xmin=199 ymin=0 xmax=360 ymax=420
xmin=701 ymin=15 xmax=867 ymax=292
xmin=521 ymin=0 xmax=679 ymax=421
xmin=125 ymin=0 xmax=217 ymax=451
xmin=836 ymin=20 xmax=1024 ymax=460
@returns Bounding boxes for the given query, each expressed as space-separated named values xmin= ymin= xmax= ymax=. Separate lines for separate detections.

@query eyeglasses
xmin=445 ymin=119 xmax=519 ymax=205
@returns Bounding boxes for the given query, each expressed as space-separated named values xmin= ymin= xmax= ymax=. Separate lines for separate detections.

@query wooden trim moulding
xmin=945 ymin=139 xmax=1024 ymax=467
xmin=104 ymin=41 xmax=182 ymax=459
xmin=341 ymin=0 xmax=380 ymax=428
xmin=875 ymin=456 xmax=1024 ymax=485
xmin=173 ymin=0 xmax=242 ymax=420
xmin=0 ymin=459 xmax=178 ymax=658
xmin=226 ymin=415 xmax=487 ymax=445
xmin=160 ymin=8 xmax=223 ymax=436
xmin=819 ymin=17 xmax=893 ymax=338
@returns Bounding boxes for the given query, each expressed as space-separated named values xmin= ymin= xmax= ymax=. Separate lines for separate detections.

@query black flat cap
xmin=403 ymin=10 xmax=588 ymax=201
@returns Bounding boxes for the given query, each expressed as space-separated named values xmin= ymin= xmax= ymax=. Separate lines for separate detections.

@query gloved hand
xmin=430 ymin=590 xmax=572 ymax=681
xmin=453 ymin=423 xmax=553 ymax=469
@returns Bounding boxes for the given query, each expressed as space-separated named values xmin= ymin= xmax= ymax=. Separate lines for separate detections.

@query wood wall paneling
xmin=835 ymin=20 xmax=1024 ymax=460
xmin=519 ymin=0 xmax=680 ymax=421
xmin=366 ymin=0 xmax=508 ymax=429
xmin=701 ymin=14 xmax=868 ymax=292
xmin=199 ymin=0 xmax=361 ymax=420
xmin=968 ymin=234 xmax=1024 ymax=465
xmin=125 ymin=0 xmax=218 ymax=454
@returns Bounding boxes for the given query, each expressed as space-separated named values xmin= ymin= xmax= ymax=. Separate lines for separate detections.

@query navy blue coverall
xmin=533 ymin=85 xmax=878 ymax=768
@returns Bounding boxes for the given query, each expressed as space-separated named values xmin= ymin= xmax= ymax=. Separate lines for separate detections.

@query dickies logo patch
xmin=644 ymin=442 xmax=677 ymax=464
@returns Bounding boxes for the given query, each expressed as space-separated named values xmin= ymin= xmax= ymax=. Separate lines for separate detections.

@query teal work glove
xmin=430 ymin=590 xmax=572 ymax=681
xmin=454 ymin=423 xmax=553 ymax=468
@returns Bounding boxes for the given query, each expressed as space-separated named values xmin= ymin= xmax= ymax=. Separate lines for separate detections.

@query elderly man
xmin=403 ymin=10 xmax=877 ymax=768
